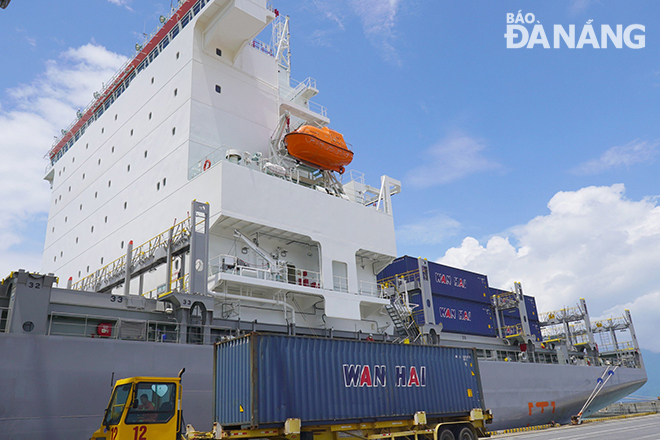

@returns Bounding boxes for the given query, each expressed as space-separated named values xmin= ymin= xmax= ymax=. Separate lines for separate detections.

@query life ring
xmin=203 ymin=159 xmax=211 ymax=171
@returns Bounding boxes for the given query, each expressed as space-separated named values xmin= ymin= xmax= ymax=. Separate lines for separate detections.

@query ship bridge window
xmin=193 ymin=2 xmax=201 ymax=14
xmin=160 ymin=36 xmax=169 ymax=50
xmin=171 ymin=25 xmax=180 ymax=39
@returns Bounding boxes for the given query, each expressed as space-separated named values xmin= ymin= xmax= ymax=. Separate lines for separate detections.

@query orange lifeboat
xmin=284 ymin=126 xmax=353 ymax=174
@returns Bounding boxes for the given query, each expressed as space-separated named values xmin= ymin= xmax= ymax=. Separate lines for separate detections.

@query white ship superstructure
xmin=0 ymin=1 xmax=646 ymax=439
xmin=42 ymin=0 xmax=401 ymax=334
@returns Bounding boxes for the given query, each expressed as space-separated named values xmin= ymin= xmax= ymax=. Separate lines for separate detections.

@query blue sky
xmin=1 ymin=0 xmax=659 ymax=397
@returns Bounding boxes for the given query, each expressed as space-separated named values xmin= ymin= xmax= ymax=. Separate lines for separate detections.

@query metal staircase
xmin=382 ymin=281 xmax=421 ymax=343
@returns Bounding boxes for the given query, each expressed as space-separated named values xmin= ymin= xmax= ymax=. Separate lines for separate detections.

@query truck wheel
xmin=457 ymin=427 xmax=475 ymax=440
xmin=439 ymin=429 xmax=455 ymax=440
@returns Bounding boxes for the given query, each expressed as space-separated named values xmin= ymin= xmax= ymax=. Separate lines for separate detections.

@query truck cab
xmin=91 ymin=376 xmax=183 ymax=440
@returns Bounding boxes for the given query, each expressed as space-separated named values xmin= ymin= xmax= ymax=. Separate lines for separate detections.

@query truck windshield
xmin=104 ymin=383 xmax=133 ymax=426
xmin=126 ymin=382 xmax=176 ymax=424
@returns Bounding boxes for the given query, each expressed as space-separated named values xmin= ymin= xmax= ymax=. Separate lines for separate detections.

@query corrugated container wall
xmin=214 ymin=334 xmax=484 ymax=427
xmin=488 ymin=288 xmax=539 ymax=321
xmin=419 ymin=294 xmax=496 ymax=337
xmin=378 ymin=257 xmax=491 ymax=305
xmin=427 ymin=261 xmax=490 ymax=305
xmin=501 ymin=316 xmax=542 ymax=342
xmin=377 ymin=256 xmax=419 ymax=284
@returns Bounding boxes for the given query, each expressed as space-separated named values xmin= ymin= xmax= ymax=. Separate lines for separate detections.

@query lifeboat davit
xmin=284 ymin=126 xmax=353 ymax=174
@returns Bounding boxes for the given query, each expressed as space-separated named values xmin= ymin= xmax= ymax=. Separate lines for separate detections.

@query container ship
xmin=0 ymin=1 xmax=646 ymax=438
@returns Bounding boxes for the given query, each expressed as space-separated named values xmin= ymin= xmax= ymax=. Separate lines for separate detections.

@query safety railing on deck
xmin=71 ymin=216 xmax=191 ymax=292
xmin=358 ymin=280 xmax=382 ymax=297
xmin=333 ymin=275 xmax=349 ymax=293
xmin=46 ymin=312 xmax=181 ymax=343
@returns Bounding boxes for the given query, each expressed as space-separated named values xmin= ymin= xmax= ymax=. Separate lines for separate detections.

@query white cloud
xmin=406 ymin=132 xmax=501 ymax=188
xmin=348 ymin=0 xmax=401 ymax=64
xmin=572 ymin=140 xmax=659 ymax=175
xmin=310 ymin=0 xmax=402 ymax=64
xmin=107 ymin=0 xmax=134 ymax=11
xmin=0 ymin=43 xmax=127 ymax=273
xmin=599 ymin=292 xmax=660 ymax=353
xmin=438 ymin=184 xmax=660 ymax=352
xmin=397 ymin=213 xmax=461 ymax=246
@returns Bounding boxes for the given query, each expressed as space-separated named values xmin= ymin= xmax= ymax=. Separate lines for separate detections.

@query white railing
xmin=333 ymin=275 xmax=348 ymax=293
xmin=358 ymin=280 xmax=381 ymax=297
xmin=248 ymin=39 xmax=275 ymax=57
xmin=209 ymin=255 xmax=322 ymax=288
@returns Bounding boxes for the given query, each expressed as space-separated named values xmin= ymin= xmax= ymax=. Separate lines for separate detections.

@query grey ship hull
xmin=0 ymin=333 xmax=646 ymax=440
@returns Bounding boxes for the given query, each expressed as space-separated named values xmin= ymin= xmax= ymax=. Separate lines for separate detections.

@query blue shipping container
xmin=419 ymin=295 xmax=496 ymax=338
xmin=378 ymin=257 xmax=491 ymax=305
xmin=501 ymin=316 xmax=542 ymax=343
xmin=214 ymin=334 xmax=484 ymax=427
xmin=427 ymin=261 xmax=490 ymax=305
xmin=488 ymin=288 xmax=539 ymax=321
xmin=377 ymin=255 xmax=420 ymax=284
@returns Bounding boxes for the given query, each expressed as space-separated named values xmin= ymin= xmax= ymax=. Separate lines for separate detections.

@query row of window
xmin=51 ymin=0 xmax=210 ymax=166
xmin=51 ymin=173 xmax=170 ymax=268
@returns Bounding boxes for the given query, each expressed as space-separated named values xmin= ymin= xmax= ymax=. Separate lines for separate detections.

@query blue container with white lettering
xmin=214 ymin=334 xmax=484 ymax=427
xmin=377 ymin=256 xmax=491 ymax=305
xmin=412 ymin=294 xmax=496 ymax=337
